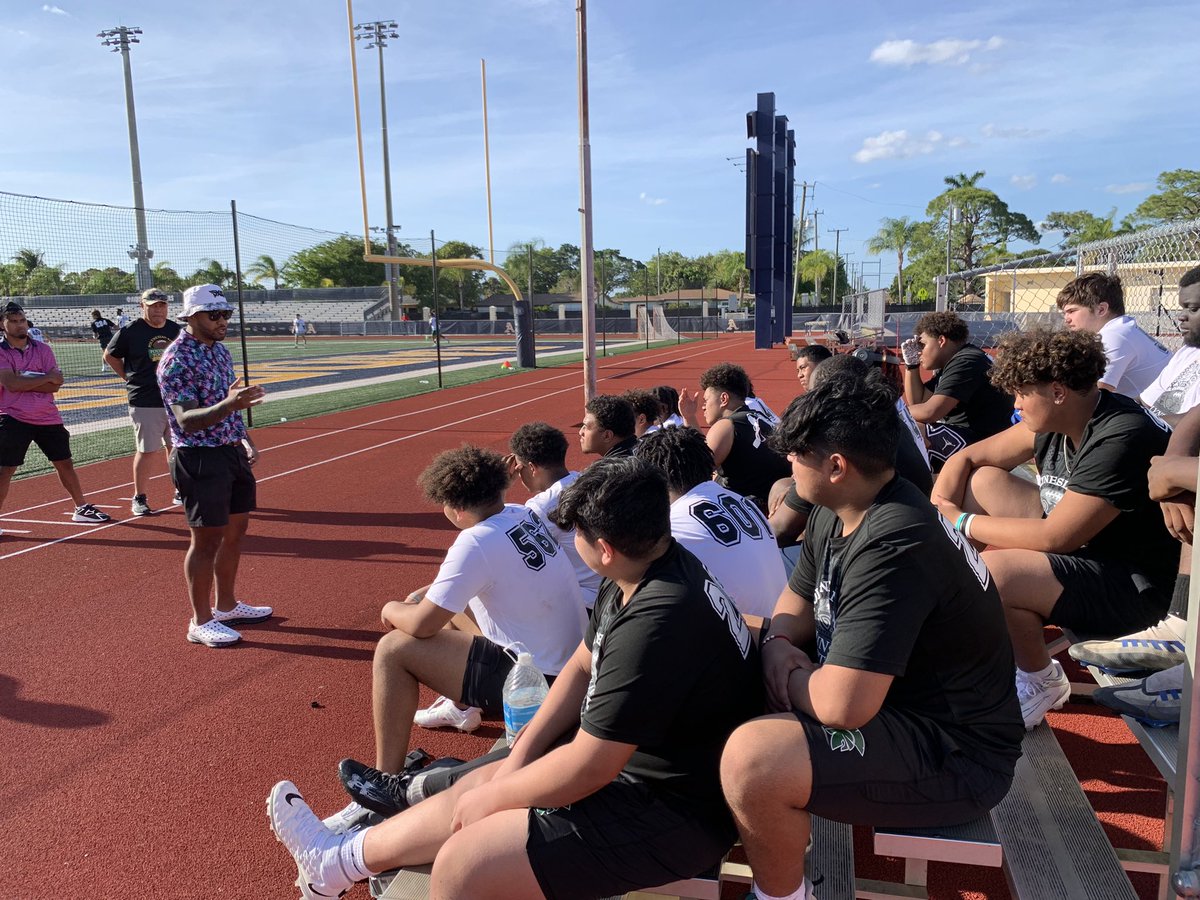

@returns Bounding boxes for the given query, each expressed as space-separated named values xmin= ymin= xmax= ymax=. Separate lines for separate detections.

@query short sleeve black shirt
xmin=91 ymin=319 xmax=115 ymax=345
xmin=106 ymin=318 xmax=183 ymax=407
xmin=1034 ymin=390 xmax=1176 ymax=591
xmin=787 ymin=477 xmax=1023 ymax=772
xmin=582 ymin=540 xmax=765 ymax=828
xmin=718 ymin=407 xmax=791 ymax=505
xmin=926 ymin=344 xmax=1013 ymax=439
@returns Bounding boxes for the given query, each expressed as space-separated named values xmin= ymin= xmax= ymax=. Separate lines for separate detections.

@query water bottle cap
xmin=517 ymin=651 xmax=534 ymax=665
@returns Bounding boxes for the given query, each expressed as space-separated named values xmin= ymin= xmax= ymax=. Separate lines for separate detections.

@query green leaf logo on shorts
xmin=822 ymin=726 xmax=866 ymax=756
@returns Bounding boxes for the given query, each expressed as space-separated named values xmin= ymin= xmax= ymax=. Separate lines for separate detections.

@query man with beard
xmin=158 ymin=285 xmax=269 ymax=648
xmin=1141 ymin=265 xmax=1200 ymax=425
xmin=105 ymin=288 xmax=183 ymax=515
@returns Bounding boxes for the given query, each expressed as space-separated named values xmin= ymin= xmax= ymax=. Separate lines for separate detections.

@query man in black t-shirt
xmin=104 ymin=289 xmax=182 ymax=516
xmin=89 ymin=309 xmax=117 ymax=375
xmin=933 ymin=328 xmax=1176 ymax=730
xmin=679 ymin=362 xmax=791 ymax=512
xmin=901 ymin=311 xmax=1013 ymax=466
xmin=578 ymin=394 xmax=638 ymax=459
xmin=265 ymin=457 xmax=764 ymax=900
xmin=722 ymin=373 xmax=1021 ymax=900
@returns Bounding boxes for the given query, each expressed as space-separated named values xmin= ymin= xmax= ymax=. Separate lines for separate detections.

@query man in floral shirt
xmin=158 ymin=284 xmax=270 ymax=648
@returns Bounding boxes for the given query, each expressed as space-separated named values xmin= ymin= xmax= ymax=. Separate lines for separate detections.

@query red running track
xmin=0 ymin=336 xmax=1166 ymax=899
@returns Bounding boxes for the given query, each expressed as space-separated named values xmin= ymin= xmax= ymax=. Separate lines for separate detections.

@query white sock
xmin=1020 ymin=662 xmax=1056 ymax=683
xmin=338 ymin=828 xmax=376 ymax=881
xmin=752 ymin=877 xmax=814 ymax=900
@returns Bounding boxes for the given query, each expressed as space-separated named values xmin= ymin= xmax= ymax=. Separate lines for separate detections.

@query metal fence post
xmin=230 ymin=199 xmax=253 ymax=427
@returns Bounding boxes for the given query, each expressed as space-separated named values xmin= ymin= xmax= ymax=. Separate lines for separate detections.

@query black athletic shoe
xmin=337 ymin=751 xmax=432 ymax=818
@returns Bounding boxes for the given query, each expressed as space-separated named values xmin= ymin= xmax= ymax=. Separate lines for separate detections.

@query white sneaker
xmin=187 ymin=618 xmax=241 ymax=648
xmin=267 ymin=781 xmax=356 ymax=900
xmin=414 ymin=695 xmax=482 ymax=732
xmin=321 ymin=800 xmax=371 ymax=835
xmin=211 ymin=601 xmax=273 ymax=625
xmin=1017 ymin=660 xmax=1070 ymax=730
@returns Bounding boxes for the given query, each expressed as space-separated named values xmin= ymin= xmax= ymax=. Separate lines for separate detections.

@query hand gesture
xmin=762 ymin=637 xmax=816 ymax=713
xmin=900 ymin=338 xmax=922 ymax=367
xmin=677 ymin=387 xmax=700 ymax=423
xmin=226 ymin=378 xmax=265 ymax=410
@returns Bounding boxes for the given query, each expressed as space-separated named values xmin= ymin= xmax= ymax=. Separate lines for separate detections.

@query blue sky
xmin=2 ymin=0 xmax=1196 ymax=279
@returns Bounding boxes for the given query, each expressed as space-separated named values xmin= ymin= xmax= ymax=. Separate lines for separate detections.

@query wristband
xmin=962 ymin=514 xmax=976 ymax=541
xmin=906 ymin=364 xmax=920 ymax=371
xmin=762 ymin=633 xmax=792 ymax=648
xmin=954 ymin=513 xmax=968 ymax=532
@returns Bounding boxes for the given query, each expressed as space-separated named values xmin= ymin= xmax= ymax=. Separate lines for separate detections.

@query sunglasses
xmin=205 ymin=310 xmax=233 ymax=321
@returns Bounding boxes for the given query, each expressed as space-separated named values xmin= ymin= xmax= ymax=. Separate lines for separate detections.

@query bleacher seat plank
xmin=992 ymin=724 xmax=1136 ymax=899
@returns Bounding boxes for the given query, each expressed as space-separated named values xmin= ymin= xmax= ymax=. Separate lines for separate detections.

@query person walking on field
xmin=157 ymin=284 xmax=271 ymax=648
xmin=89 ymin=309 xmax=117 ymax=374
xmin=292 ymin=313 xmax=307 ymax=348
xmin=105 ymin=288 xmax=183 ymax=516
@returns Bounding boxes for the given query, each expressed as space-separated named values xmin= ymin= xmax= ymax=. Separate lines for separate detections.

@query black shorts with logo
xmin=169 ymin=444 xmax=256 ymax=528
xmin=0 ymin=415 xmax=71 ymax=467
xmin=1047 ymin=553 xmax=1170 ymax=637
xmin=459 ymin=636 xmax=557 ymax=711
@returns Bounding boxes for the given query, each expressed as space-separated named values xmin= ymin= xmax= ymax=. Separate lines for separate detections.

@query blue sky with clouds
xmin=2 ymin=0 xmax=1196 ymax=277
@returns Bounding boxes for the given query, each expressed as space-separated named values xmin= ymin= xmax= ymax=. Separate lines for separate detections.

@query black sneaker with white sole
xmin=131 ymin=494 xmax=153 ymax=516
xmin=337 ymin=751 xmax=434 ymax=818
xmin=72 ymin=504 xmax=111 ymax=523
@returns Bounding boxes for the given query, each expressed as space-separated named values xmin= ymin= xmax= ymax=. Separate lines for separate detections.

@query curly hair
xmin=585 ymin=395 xmax=636 ymax=438
xmin=1180 ymin=265 xmax=1200 ymax=290
xmin=699 ymin=362 xmax=752 ymax=400
xmin=634 ymin=426 xmax=714 ymax=495
xmin=914 ymin=311 xmax=969 ymax=343
xmin=551 ymin=457 xmax=670 ymax=558
xmin=1056 ymin=272 xmax=1124 ymax=315
xmin=509 ymin=422 xmax=568 ymax=468
xmin=649 ymin=385 xmax=680 ymax=420
xmin=770 ymin=370 xmax=900 ymax=476
xmin=622 ymin=389 xmax=662 ymax=425
xmin=989 ymin=327 xmax=1106 ymax=393
xmin=417 ymin=445 xmax=511 ymax=510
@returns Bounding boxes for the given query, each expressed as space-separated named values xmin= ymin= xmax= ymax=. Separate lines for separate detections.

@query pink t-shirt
xmin=0 ymin=339 xmax=63 ymax=426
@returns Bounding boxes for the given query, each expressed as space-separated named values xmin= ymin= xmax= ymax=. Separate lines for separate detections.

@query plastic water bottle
xmin=502 ymin=652 xmax=550 ymax=746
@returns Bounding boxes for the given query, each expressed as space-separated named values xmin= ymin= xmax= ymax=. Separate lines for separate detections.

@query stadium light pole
xmin=355 ymin=20 xmax=401 ymax=319
xmin=98 ymin=26 xmax=154 ymax=291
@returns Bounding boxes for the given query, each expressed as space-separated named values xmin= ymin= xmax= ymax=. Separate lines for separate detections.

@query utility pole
xmin=945 ymin=205 xmax=958 ymax=275
xmin=828 ymin=227 xmax=848 ymax=307
xmin=355 ymin=20 xmax=401 ymax=318
xmin=98 ymin=26 xmax=153 ymax=291
xmin=656 ymin=246 xmax=662 ymax=298
xmin=792 ymin=181 xmax=811 ymax=307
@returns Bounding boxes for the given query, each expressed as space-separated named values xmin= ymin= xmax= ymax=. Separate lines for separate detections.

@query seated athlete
xmin=793 ymin=344 xmax=832 ymax=396
xmin=647 ymin=384 xmax=684 ymax=432
xmin=267 ymin=457 xmax=764 ymax=900
xmin=636 ymin=426 xmax=784 ymax=618
xmin=770 ymin=354 xmax=932 ymax=549
xmin=507 ymin=422 xmax=602 ymax=609
xmin=900 ymin=311 xmax=1014 ymax=466
xmin=320 ymin=445 xmax=585 ymax=831
xmin=678 ymin=362 xmax=791 ymax=512
xmin=932 ymin=328 xmax=1177 ymax=730
xmin=579 ymin=394 xmax=638 ymax=458
xmin=622 ymin=388 xmax=661 ymax=438
xmin=720 ymin=373 xmax=1023 ymax=900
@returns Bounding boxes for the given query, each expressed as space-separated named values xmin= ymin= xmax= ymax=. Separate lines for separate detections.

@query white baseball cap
xmin=179 ymin=284 xmax=233 ymax=321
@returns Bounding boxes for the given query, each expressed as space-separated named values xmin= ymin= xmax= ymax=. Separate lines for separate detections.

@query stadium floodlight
xmin=98 ymin=26 xmax=154 ymax=291
xmin=355 ymin=20 xmax=402 ymax=316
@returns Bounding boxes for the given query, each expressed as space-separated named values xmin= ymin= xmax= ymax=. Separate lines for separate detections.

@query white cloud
xmin=41 ymin=4 xmax=68 ymax=14
xmin=852 ymin=129 xmax=965 ymax=164
xmin=982 ymin=123 xmax=1046 ymax=140
xmin=1051 ymin=173 xmax=1070 ymax=184
xmin=869 ymin=36 xmax=1003 ymax=67
xmin=639 ymin=192 xmax=667 ymax=207
xmin=1106 ymin=182 xmax=1151 ymax=194
xmin=1010 ymin=174 xmax=1037 ymax=190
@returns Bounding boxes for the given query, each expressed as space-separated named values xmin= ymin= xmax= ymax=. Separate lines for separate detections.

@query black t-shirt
xmin=91 ymin=319 xmax=116 ymax=345
xmin=582 ymin=540 xmax=765 ymax=829
xmin=718 ymin=406 xmax=791 ymax=506
xmin=1034 ymin=390 xmax=1176 ymax=591
xmin=788 ymin=477 xmax=1023 ymax=772
xmin=926 ymin=344 xmax=1013 ymax=439
xmin=604 ymin=436 xmax=639 ymax=458
xmin=106 ymin=318 xmax=183 ymax=407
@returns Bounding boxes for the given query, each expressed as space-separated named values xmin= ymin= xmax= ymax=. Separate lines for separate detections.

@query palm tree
xmin=12 ymin=248 xmax=45 ymax=275
xmin=943 ymin=170 xmax=986 ymax=190
xmin=798 ymin=250 xmax=837 ymax=304
xmin=866 ymin=217 xmax=920 ymax=302
xmin=194 ymin=258 xmax=236 ymax=288
xmin=245 ymin=254 xmax=283 ymax=289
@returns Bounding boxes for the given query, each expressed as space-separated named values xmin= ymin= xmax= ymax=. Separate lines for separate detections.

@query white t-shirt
xmin=669 ymin=480 xmax=785 ymax=619
xmin=293 ymin=317 xmax=306 ymax=334
xmin=1141 ymin=345 xmax=1200 ymax=417
xmin=425 ymin=504 xmax=586 ymax=675
xmin=744 ymin=396 xmax=781 ymax=426
xmin=524 ymin=472 xmax=602 ymax=609
xmin=117 ymin=314 xmax=131 ymax=329
xmin=28 ymin=327 xmax=47 ymax=343
xmin=1098 ymin=316 xmax=1171 ymax=399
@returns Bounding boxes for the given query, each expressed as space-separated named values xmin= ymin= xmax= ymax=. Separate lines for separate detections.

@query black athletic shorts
xmin=526 ymin=775 xmax=733 ymax=900
xmin=925 ymin=423 xmax=974 ymax=465
xmin=169 ymin=444 xmax=256 ymax=528
xmin=460 ymin=637 xmax=556 ymax=711
xmin=1047 ymin=554 xmax=1170 ymax=637
xmin=0 ymin=415 xmax=71 ymax=467
xmin=796 ymin=707 xmax=1012 ymax=829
